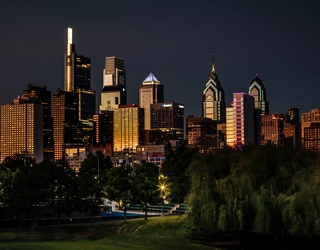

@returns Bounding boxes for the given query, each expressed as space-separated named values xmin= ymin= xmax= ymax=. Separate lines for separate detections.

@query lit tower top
xmin=202 ymin=53 xmax=226 ymax=123
xmin=64 ymin=27 xmax=76 ymax=92
xmin=248 ymin=74 xmax=269 ymax=115
xmin=68 ymin=27 xmax=72 ymax=45
xmin=143 ymin=73 xmax=160 ymax=85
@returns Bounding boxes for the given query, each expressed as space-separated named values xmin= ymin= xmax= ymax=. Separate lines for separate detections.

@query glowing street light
xmin=158 ymin=175 xmax=167 ymax=216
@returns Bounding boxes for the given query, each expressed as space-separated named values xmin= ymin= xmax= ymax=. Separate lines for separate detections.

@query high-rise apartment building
xmin=100 ymin=56 xmax=127 ymax=112
xmin=113 ymin=104 xmax=144 ymax=154
xmin=64 ymin=27 xmax=95 ymax=121
xmin=21 ymin=83 xmax=54 ymax=160
xmin=139 ymin=73 xmax=164 ymax=130
xmin=226 ymin=93 xmax=255 ymax=149
xmin=202 ymin=54 xmax=226 ymax=123
xmin=0 ymin=101 xmax=43 ymax=163
xmin=248 ymin=74 xmax=269 ymax=115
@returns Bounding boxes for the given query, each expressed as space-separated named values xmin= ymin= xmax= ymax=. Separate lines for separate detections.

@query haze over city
xmin=1 ymin=0 xmax=320 ymax=117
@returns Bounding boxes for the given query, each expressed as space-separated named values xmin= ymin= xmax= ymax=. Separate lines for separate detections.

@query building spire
xmin=67 ymin=27 xmax=73 ymax=45
xmin=211 ymin=53 xmax=215 ymax=73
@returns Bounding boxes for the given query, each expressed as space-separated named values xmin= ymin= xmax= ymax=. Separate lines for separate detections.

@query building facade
xmin=113 ymin=104 xmax=144 ymax=154
xmin=202 ymin=54 xmax=226 ymax=123
xmin=149 ymin=102 xmax=184 ymax=144
xmin=226 ymin=93 xmax=255 ymax=149
xmin=261 ymin=114 xmax=285 ymax=146
xmin=93 ymin=111 xmax=114 ymax=156
xmin=100 ymin=56 xmax=127 ymax=112
xmin=186 ymin=115 xmax=218 ymax=153
xmin=0 ymin=101 xmax=43 ymax=163
xmin=301 ymin=108 xmax=320 ymax=152
xmin=52 ymin=89 xmax=79 ymax=160
xmin=21 ymin=83 xmax=54 ymax=160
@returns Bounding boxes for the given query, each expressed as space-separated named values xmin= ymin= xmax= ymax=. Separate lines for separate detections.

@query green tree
xmin=49 ymin=159 xmax=79 ymax=226
xmin=105 ymin=165 xmax=134 ymax=223
xmin=132 ymin=161 xmax=159 ymax=220
xmin=162 ymin=145 xmax=198 ymax=214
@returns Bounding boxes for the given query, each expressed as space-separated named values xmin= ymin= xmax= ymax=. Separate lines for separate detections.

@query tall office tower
xmin=248 ymin=74 xmax=269 ymax=115
xmin=202 ymin=54 xmax=226 ymax=123
xmin=21 ymin=83 xmax=54 ymax=160
xmin=52 ymin=89 xmax=79 ymax=160
xmin=301 ymin=108 xmax=320 ymax=152
xmin=226 ymin=93 xmax=255 ymax=149
xmin=186 ymin=115 xmax=218 ymax=153
xmin=148 ymin=102 xmax=184 ymax=145
xmin=0 ymin=100 xmax=43 ymax=163
xmin=113 ymin=104 xmax=144 ymax=155
xmin=93 ymin=111 xmax=114 ymax=156
xmin=64 ymin=27 xmax=95 ymax=120
xmin=261 ymin=114 xmax=286 ymax=146
xmin=100 ymin=56 xmax=127 ymax=112
xmin=139 ymin=73 xmax=164 ymax=130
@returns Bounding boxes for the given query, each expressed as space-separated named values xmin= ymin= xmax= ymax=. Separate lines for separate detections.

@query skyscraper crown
xmin=143 ymin=73 xmax=160 ymax=85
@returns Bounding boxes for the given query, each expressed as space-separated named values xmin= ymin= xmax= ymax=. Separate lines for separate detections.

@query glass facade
xmin=52 ymin=90 xmax=78 ymax=160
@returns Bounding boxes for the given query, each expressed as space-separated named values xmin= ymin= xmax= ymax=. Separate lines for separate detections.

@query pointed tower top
xmin=143 ymin=73 xmax=160 ymax=85
xmin=211 ymin=53 xmax=215 ymax=73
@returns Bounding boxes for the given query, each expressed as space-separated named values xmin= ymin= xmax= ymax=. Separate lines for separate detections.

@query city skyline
xmin=1 ymin=1 xmax=320 ymax=118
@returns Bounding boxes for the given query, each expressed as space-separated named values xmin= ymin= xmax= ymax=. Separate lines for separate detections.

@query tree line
xmin=186 ymin=146 xmax=320 ymax=240
xmin=0 ymin=148 xmax=194 ymax=230
xmin=2 ymin=145 xmax=319 ymax=240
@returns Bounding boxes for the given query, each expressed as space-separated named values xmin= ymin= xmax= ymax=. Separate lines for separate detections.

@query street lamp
xmin=158 ymin=175 xmax=167 ymax=216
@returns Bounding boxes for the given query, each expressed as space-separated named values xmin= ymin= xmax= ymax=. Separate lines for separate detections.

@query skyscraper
xmin=248 ymin=74 xmax=269 ymax=115
xmin=0 ymin=100 xmax=43 ymax=163
xmin=139 ymin=73 xmax=164 ymax=130
xmin=52 ymin=89 xmax=79 ymax=160
xmin=21 ymin=83 xmax=54 ymax=160
xmin=202 ymin=54 xmax=226 ymax=123
xmin=226 ymin=93 xmax=255 ymax=149
xmin=100 ymin=56 xmax=127 ymax=112
xmin=64 ymin=27 xmax=95 ymax=121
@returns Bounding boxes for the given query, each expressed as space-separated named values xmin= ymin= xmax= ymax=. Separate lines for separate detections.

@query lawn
xmin=0 ymin=215 xmax=219 ymax=250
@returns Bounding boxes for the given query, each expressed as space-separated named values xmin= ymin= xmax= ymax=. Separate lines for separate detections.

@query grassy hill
xmin=0 ymin=215 xmax=218 ymax=250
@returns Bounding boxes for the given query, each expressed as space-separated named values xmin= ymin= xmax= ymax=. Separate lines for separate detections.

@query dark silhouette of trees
xmin=187 ymin=146 xmax=320 ymax=240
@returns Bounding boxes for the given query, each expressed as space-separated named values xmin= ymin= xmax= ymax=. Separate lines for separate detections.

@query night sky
xmin=1 ymin=0 xmax=319 ymax=118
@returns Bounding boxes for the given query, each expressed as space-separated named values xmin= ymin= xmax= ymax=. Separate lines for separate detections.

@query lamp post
xmin=159 ymin=175 xmax=167 ymax=216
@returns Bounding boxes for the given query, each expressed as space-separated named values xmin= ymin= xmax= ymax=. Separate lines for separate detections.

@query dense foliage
xmin=187 ymin=146 xmax=320 ymax=239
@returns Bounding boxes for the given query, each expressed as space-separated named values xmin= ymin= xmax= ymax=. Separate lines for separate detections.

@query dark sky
xmin=1 ymin=0 xmax=320 ymax=118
